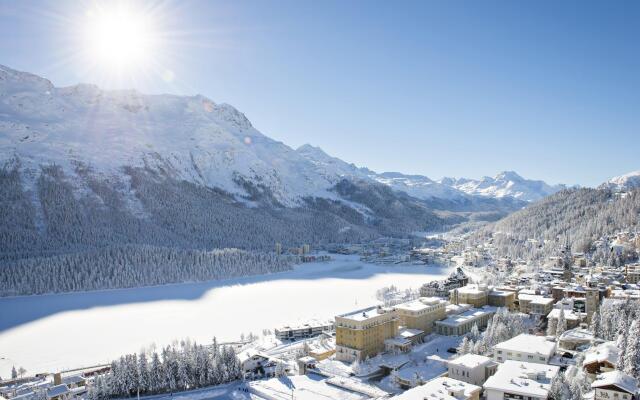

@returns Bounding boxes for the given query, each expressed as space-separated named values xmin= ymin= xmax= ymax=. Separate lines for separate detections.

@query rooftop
xmin=391 ymin=377 xmax=481 ymax=400
xmin=591 ymin=371 xmax=638 ymax=394
xmin=547 ymin=308 xmax=581 ymax=321
xmin=584 ymin=341 xmax=620 ymax=367
xmin=483 ymin=360 xmax=559 ymax=398
xmin=46 ymin=385 xmax=69 ymax=398
xmin=436 ymin=306 xmax=497 ymax=328
xmin=337 ymin=306 xmax=393 ymax=321
xmin=394 ymin=297 xmax=445 ymax=312
xmin=456 ymin=284 xmax=488 ymax=295
xmin=448 ymin=353 xmax=494 ymax=369
xmin=495 ymin=334 xmax=556 ymax=356
xmin=247 ymin=375 xmax=368 ymax=400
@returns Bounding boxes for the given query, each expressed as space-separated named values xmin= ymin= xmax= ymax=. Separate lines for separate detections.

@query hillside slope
xmin=472 ymin=187 xmax=640 ymax=262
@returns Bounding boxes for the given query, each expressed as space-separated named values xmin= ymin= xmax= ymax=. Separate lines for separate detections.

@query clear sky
xmin=1 ymin=0 xmax=638 ymax=187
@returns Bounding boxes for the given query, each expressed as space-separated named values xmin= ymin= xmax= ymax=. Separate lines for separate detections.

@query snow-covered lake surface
xmin=0 ymin=255 xmax=450 ymax=377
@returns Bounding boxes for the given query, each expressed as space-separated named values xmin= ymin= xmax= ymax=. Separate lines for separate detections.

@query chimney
xmin=54 ymin=373 xmax=62 ymax=385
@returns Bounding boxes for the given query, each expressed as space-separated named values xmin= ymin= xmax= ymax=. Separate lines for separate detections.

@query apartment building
xmin=274 ymin=320 xmax=333 ymax=341
xmin=488 ymin=290 xmax=516 ymax=310
xmin=483 ymin=361 xmax=559 ymax=400
xmin=391 ymin=377 xmax=481 ymax=400
xmin=625 ymin=264 xmax=640 ymax=284
xmin=335 ymin=306 xmax=399 ymax=362
xmin=392 ymin=297 xmax=447 ymax=334
xmin=517 ymin=293 xmax=554 ymax=316
xmin=447 ymin=354 xmax=498 ymax=386
xmin=451 ymin=284 xmax=489 ymax=308
xmin=494 ymin=334 xmax=557 ymax=364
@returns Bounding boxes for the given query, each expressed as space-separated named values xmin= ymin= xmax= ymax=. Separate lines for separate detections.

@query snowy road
xmin=0 ymin=255 xmax=451 ymax=377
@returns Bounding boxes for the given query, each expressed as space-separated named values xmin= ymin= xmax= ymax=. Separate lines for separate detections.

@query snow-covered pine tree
xmin=555 ymin=308 xmax=567 ymax=340
xmin=623 ymin=320 xmax=640 ymax=378
xmin=457 ymin=337 xmax=471 ymax=355
xmin=138 ymin=352 xmax=149 ymax=393
xmin=547 ymin=316 xmax=558 ymax=336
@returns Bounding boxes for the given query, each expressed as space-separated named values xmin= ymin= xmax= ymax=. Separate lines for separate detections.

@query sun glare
xmin=83 ymin=4 xmax=157 ymax=74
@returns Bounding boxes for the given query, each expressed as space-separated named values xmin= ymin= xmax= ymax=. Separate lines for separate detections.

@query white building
xmin=591 ymin=371 xmax=638 ymax=400
xmin=391 ymin=377 xmax=481 ymax=400
xmin=494 ymin=334 xmax=557 ymax=364
xmin=483 ymin=360 xmax=559 ymax=400
xmin=447 ymin=354 xmax=498 ymax=386
xmin=435 ymin=306 xmax=497 ymax=336
xmin=274 ymin=319 xmax=333 ymax=341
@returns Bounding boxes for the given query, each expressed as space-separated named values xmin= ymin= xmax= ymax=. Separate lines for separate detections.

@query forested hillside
xmin=0 ymin=245 xmax=292 ymax=296
xmin=471 ymin=188 xmax=640 ymax=262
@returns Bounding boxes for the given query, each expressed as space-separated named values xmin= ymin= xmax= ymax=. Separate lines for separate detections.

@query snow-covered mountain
xmin=439 ymin=171 xmax=566 ymax=202
xmin=0 ymin=64 xmax=459 ymax=260
xmin=600 ymin=171 xmax=640 ymax=192
xmin=294 ymin=145 xmax=561 ymax=203
xmin=0 ymin=64 xmax=568 ymax=264
xmin=0 ymin=64 xmax=358 ymax=207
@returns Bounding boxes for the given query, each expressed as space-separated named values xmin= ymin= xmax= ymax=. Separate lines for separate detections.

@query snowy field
xmin=0 ymin=254 xmax=450 ymax=378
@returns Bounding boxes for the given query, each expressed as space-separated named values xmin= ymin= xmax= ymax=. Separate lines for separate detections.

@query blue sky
xmin=1 ymin=0 xmax=638 ymax=187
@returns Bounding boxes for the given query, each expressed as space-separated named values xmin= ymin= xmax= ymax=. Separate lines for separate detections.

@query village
xmin=2 ymin=230 xmax=640 ymax=400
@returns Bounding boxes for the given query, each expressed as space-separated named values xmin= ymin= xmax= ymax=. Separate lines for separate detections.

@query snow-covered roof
xmin=394 ymin=297 xmax=445 ymax=312
xmin=275 ymin=319 xmax=333 ymax=331
xmin=483 ymin=360 xmax=559 ymax=398
xmin=448 ymin=354 xmax=494 ymax=369
xmin=591 ymin=371 xmax=638 ymax=394
xmin=547 ymin=308 xmax=581 ymax=321
xmin=584 ymin=341 xmax=620 ymax=367
xmin=456 ymin=284 xmax=488 ymax=295
xmin=436 ymin=306 xmax=497 ymax=328
xmin=385 ymin=336 xmax=412 ymax=347
xmin=489 ymin=290 xmax=514 ymax=297
xmin=391 ymin=377 xmax=481 ymax=399
xmin=46 ymin=385 xmax=69 ymax=398
xmin=337 ymin=305 xmax=392 ymax=321
xmin=558 ymin=328 xmax=594 ymax=343
xmin=247 ymin=375 xmax=368 ymax=400
xmin=495 ymin=334 xmax=556 ymax=357
xmin=61 ymin=375 xmax=85 ymax=386
xmin=398 ymin=328 xmax=424 ymax=338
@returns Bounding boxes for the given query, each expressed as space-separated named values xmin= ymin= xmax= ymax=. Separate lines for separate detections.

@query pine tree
xmin=11 ymin=366 xmax=17 ymax=379
xmin=138 ymin=352 xmax=149 ymax=393
xmin=458 ymin=337 xmax=471 ymax=355
xmin=547 ymin=317 xmax=558 ymax=336
xmin=556 ymin=308 xmax=567 ymax=340
xmin=470 ymin=324 xmax=480 ymax=341
xmin=149 ymin=352 xmax=164 ymax=393
xmin=589 ymin=309 xmax=602 ymax=338
xmin=623 ymin=320 xmax=640 ymax=378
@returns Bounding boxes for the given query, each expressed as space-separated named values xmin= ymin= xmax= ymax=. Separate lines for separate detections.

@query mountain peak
xmin=494 ymin=170 xmax=524 ymax=181
xmin=601 ymin=170 xmax=640 ymax=192
xmin=0 ymin=64 xmax=54 ymax=92
xmin=297 ymin=143 xmax=328 ymax=156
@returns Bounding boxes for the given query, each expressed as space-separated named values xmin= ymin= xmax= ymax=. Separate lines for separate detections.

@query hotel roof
xmin=436 ymin=306 xmax=497 ymax=327
xmin=337 ymin=306 xmax=393 ymax=321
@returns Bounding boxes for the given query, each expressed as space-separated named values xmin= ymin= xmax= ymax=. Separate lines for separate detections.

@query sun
xmin=83 ymin=3 xmax=158 ymax=74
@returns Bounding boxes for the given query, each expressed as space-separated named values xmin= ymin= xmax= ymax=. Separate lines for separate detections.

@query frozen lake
xmin=0 ymin=254 xmax=451 ymax=377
